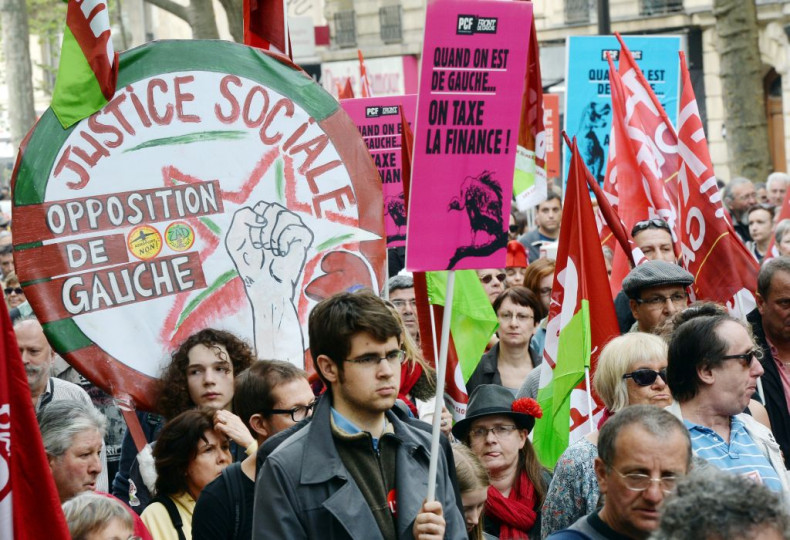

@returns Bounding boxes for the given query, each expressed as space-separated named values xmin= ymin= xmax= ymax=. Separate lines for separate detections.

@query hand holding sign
xmin=226 ymin=202 xmax=314 ymax=366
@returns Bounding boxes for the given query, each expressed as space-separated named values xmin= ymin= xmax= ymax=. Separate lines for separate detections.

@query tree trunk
xmin=0 ymin=0 xmax=36 ymax=151
xmin=143 ymin=0 xmax=219 ymax=39
xmin=216 ymin=0 xmax=242 ymax=42
xmin=713 ymin=0 xmax=772 ymax=181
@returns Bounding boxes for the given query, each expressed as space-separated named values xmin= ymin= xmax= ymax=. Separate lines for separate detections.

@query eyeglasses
xmin=4 ymin=287 xmax=22 ymax=295
xmin=612 ymin=467 xmax=679 ymax=494
xmin=631 ymin=218 xmax=671 ymax=237
xmin=497 ymin=311 xmax=534 ymax=323
xmin=468 ymin=424 xmax=519 ymax=441
xmin=634 ymin=292 xmax=688 ymax=308
xmin=509 ymin=224 xmax=519 ymax=233
xmin=623 ymin=368 xmax=667 ymax=386
xmin=720 ymin=348 xmax=762 ymax=368
xmin=267 ymin=399 xmax=318 ymax=422
xmin=346 ymin=349 xmax=406 ymax=367
xmin=480 ymin=273 xmax=506 ymax=285
xmin=391 ymin=299 xmax=417 ymax=309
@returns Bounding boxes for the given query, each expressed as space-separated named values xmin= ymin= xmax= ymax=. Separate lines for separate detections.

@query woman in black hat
xmin=453 ymin=384 xmax=550 ymax=540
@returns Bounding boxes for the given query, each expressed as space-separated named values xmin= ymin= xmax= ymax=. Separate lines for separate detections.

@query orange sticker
xmin=127 ymin=225 xmax=163 ymax=260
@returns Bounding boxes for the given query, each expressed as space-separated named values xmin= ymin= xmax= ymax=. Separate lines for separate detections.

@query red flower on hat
xmin=512 ymin=397 xmax=543 ymax=419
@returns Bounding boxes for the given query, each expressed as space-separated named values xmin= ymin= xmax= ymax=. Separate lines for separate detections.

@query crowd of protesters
xmin=6 ymin=171 xmax=790 ymax=540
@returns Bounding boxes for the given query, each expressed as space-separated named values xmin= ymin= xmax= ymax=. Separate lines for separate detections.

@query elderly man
xmin=38 ymin=399 xmax=106 ymax=502
xmin=767 ymin=172 xmax=790 ymax=207
xmin=749 ymin=256 xmax=790 ymax=467
xmin=519 ymin=192 xmax=562 ymax=263
xmin=723 ymin=177 xmax=758 ymax=243
xmin=548 ymin=405 xmax=692 ymax=539
xmin=666 ymin=314 xmax=789 ymax=494
xmin=621 ymin=260 xmax=693 ymax=334
xmin=386 ymin=274 xmax=420 ymax=344
xmin=615 ymin=218 xmax=678 ymax=333
xmin=15 ymin=316 xmax=109 ymax=490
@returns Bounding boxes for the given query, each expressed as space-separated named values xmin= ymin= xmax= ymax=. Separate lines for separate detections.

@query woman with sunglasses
xmin=541 ymin=332 xmax=671 ymax=538
xmin=477 ymin=268 xmax=507 ymax=304
xmin=466 ymin=287 xmax=543 ymax=398
xmin=3 ymin=271 xmax=25 ymax=309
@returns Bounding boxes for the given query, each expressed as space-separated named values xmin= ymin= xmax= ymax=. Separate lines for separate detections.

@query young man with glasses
xmin=548 ymin=405 xmax=691 ymax=539
xmin=193 ymin=360 xmax=314 ymax=539
xmin=666 ymin=314 xmax=790 ymax=494
xmin=253 ymin=291 xmax=465 ymax=540
xmin=621 ymin=260 xmax=694 ymax=334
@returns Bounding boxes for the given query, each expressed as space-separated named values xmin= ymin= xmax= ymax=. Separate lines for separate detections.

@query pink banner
xmin=341 ymin=95 xmax=417 ymax=248
xmin=406 ymin=0 xmax=532 ymax=271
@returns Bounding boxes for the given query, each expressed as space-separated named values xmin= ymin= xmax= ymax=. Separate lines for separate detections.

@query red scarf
xmin=398 ymin=362 xmax=423 ymax=416
xmin=485 ymin=469 xmax=537 ymax=539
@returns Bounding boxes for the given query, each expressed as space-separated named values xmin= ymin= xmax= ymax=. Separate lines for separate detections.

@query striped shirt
xmin=685 ymin=416 xmax=783 ymax=493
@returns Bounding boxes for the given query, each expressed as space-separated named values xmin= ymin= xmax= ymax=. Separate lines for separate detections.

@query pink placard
xmin=341 ymin=95 xmax=417 ymax=248
xmin=406 ymin=0 xmax=532 ymax=271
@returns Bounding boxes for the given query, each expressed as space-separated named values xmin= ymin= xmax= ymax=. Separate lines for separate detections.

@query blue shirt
xmin=685 ymin=416 xmax=783 ymax=493
xmin=331 ymin=408 xmax=387 ymax=451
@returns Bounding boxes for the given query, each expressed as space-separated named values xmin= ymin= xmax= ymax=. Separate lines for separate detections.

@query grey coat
xmin=252 ymin=394 xmax=466 ymax=540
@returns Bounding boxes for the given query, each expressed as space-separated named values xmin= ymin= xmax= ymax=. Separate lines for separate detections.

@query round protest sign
xmin=12 ymin=40 xmax=385 ymax=411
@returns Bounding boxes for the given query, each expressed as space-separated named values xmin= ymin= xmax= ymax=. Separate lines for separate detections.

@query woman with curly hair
xmin=112 ymin=328 xmax=256 ymax=514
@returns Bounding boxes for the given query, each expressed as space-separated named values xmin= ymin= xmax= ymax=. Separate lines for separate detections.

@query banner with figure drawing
xmin=11 ymin=40 xmax=386 ymax=411
xmin=564 ymin=35 xmax=680 ymax=187
xmin=406 ymin=0 xmax=532 ymax=272
xmin=341 ymin=95 xmax=417 ymax=247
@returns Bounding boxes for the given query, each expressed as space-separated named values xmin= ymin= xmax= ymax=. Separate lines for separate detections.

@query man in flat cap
xmin=622 ymin=260 xmax=694 ymax=334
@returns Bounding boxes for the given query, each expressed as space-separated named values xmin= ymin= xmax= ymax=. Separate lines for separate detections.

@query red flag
xmin=358 ymin=50 xmax=373 ymax=98
xmin=563 ymin=132 xmax=634 ymax=267
xmin=0 ymin=303 xmax=70 ymax=539
xmin=338 ymin=78 xmax=355 ymax=100
xmin=533 ymin=137 xmax=620 ymax=465
xmin=676 ymin=52 xmax=759 ymax=310
xmin=244 ymin=0 xmax=291 ymax=59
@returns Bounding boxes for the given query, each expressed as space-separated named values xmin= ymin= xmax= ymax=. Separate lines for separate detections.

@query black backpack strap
xmin=221 ymin=462 xmax=245 ymax=539
xmin=151 ymin=495 xmax=187 ymax=540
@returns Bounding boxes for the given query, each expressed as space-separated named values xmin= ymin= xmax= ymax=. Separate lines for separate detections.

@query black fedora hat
xmin=452 ymin=384 xmax=542 ymax=441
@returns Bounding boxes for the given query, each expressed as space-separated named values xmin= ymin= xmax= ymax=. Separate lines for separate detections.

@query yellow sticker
xmin=127 ymin=225 xmax=162 ymax=260
xmin=165 ymin=221 xmax=195 ymax=252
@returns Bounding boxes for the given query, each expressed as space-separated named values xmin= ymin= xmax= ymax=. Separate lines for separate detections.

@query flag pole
xmin=584 ymin=366 xmax=595 ymax=433
xmin=427 ymin=269 xmax=454 ymax=501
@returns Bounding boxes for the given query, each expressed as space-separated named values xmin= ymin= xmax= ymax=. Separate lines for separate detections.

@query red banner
xmin=544 ymin=94 xmax=560 ymax=178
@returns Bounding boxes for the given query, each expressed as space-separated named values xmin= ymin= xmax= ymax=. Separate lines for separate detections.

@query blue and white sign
xmin=563 ymin=35 xmax=681 ymax=187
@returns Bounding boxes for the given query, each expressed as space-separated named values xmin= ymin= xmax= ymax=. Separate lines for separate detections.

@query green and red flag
xmin=425 ymin=270 xmax=498 ymax=417
xmin=51 ymin=0 xmax=118 ymax=129
xmin=533 ymin=138 xmax=620 ymax=468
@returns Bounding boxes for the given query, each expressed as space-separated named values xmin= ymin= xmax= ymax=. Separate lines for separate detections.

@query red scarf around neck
xmin=485 ymin=469 xmax=537 ymax=539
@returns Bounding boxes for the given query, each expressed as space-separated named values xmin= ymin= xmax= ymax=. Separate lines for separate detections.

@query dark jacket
xmin=252 ymin=394 xmax=466 ymax=540
xmin=466 ymin=342 xmax=542 ymax=397
xmin=748 ymin=308 xmax=790 ymax=468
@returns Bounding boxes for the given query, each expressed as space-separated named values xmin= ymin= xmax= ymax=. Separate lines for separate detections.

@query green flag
xmin=425 ymin=270 xmax=498 ymax=383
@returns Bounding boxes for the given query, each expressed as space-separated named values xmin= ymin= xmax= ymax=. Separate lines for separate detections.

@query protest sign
xmin=544 ymin=93 xmax=560 ymax=179
xmin=11 ymin=40 xmax=385 ymax=411
xmin=406 ymin=0 xmax=532 ymax=271
xmin=341 ymin=95 xmax=417 ymax=247
xmin=563 ymin=35 xmax=681 ymax=186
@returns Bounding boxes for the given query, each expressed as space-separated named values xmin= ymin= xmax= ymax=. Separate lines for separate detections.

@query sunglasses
xmin=631 ymin=218 xmax=671 ymax=237
xmin=509 ymin=224 xmax=519 ymax=233
xmin=623 ymin=368 xmax=667 ymax=386
xmin=480 ymin=273 xmax=506 ymax=285
xmin=4 ymin=287 xmax=22 ymax=296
